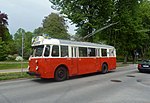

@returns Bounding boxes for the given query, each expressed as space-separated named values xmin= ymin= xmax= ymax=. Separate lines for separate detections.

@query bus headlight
xmin=27 ymin=66 xmax=30 ymax=70
xmin=36 ymin=66 xmax=39 ymax=71
xmin=35 ymin=60 xmax=38 ymax=64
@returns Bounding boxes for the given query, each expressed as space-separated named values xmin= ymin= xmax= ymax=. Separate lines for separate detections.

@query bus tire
xmin=101 ymin=63 xmax=108 ymax=74
xmin=54 ymin=66 xmax=68 ymax=81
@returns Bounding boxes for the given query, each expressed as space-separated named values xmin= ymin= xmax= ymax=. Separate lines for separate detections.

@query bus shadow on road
xmin=31 ymin=71 xmax=115 ymax=83
xmin=68 ymin=71 xmax=115 ymax=80
xmin=31 ymin=78 xmax=56 ymax=84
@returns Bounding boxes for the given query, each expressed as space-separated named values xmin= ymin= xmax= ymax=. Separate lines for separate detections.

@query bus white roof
xmin=32 ymin=36 xmax=114 ymax=49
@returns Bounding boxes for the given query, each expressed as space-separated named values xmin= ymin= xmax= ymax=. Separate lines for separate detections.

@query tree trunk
xmin=131 ymin=50 xmax=136 ymax=64
xmin=123 ymin=54 xmax=128 ymax=64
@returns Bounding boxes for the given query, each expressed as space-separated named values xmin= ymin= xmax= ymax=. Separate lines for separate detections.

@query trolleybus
xmin=27 ymin=36 xmax=116 ymax=81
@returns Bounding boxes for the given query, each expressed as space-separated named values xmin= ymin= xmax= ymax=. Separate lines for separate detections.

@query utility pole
xmin=21 ymin=29 xmax=24 ymax=74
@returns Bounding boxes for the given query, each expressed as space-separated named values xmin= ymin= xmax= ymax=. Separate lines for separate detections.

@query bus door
xmin=77 ymin=47 xmax=97 ymax=74
xmin=86 ymin=48 xmax=97 ymax=73
xmin=71 ymin=47 xmax=78 ymax=76
xmin=43 ymin=45 xmax=51 ymax=70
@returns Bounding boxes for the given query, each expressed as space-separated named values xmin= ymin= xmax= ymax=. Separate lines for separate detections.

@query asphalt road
xmin=0 ymin=64 xmax=150 ymax=103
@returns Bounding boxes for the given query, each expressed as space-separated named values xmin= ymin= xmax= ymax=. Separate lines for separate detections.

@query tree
xmin=24 ymin=31 xmax=33 ymax=59
xmin=34 ymin=13 xmax=70 ymax=39
xmin=33 ymin=27 xmax=44 ymax=36
xmin=95 ymin=0 xmax=143 ymax=63
xmin=0 ymin=11 xmax=8 ymax=25
xmin=0 ymin=11 xmax=10 ymax=41
xmin=0 ymin=11 xmax=14 ymax=61
xmin=50 ymin=0 xmax=114 ymax=42
xmin=42 ymin=13 xmax=69 ymax=39
xmin=137 ymin=0 xmax=150 ymax=59
xmin=14 ymin=28 xmax=25 ymax=56
xmin=14 ymin=28 xmax=33 ymax=59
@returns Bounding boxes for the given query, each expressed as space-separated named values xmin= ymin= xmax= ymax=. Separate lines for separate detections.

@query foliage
xmin=137 ymin=0 xmax=150 ymax=59
xmin=14 ymin=28 xmax=33 ymax=60
xmin=112 ymin=0 xmax=141 ymax=63
xmin=50 ymin=0 xmax=114 ymax=41
xmin=6 ymin=55 xmax=15 ymax=61
xmin=50 ymin=0 xmax=150 ymax=63
xmin=34 ymin=13 xmax=70 ymax=39
xmin=0 ymin=11 xmax=15 ymax=61
xmin=0 ymin=11 xmax=8 ymax=41
xmin=33 ymin=27 xmax=43 ymax=36
xmin=0 ymin=41 xmax=7 ymax=61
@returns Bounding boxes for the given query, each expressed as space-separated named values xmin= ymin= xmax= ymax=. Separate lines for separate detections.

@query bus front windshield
xmin=32 ymin=45 xmax=44 ymax=57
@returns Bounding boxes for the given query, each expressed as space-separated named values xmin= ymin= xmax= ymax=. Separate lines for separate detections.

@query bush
xmin=6 ymin=55 xmax=15 ymax=60
xmin=15 ymin=56 xmax=23 ymax=61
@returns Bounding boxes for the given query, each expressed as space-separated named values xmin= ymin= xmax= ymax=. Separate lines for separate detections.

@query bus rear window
xmin=33 ymin=45 xmax=44 ymax=57
xmin=101 ymin=49 xmax=107 ymax=57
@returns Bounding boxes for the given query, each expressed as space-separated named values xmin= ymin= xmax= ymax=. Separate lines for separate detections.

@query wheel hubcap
xmin=58 ymin=70 xmax=64 ymax=78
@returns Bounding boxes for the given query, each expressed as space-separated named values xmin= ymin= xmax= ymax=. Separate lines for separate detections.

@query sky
xmin=0 ymin=0 xmax=76 ymax=35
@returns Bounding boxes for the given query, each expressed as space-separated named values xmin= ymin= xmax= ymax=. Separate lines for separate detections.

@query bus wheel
xmin=55 ymin=66 xmax=67 ymax=81
xmin=101 ymin=63 xmax=108 ymax=74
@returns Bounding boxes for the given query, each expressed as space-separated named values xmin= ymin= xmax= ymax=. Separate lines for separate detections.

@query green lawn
xmin=0 ymin=63 xmax=28 ymax=70
xmin=0 ymin=72 xmax=33 ymax=81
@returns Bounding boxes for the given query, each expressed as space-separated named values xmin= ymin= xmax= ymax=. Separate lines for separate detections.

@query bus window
xmin=44 ymin=45 xmax=50 ymax=57
xmin=33 ymin=45 xmax=44 ymax=57
xmin=101 ymin=49 xmax=107 ymax=57
xmin=97 ymin=49 xmax=100 ymax=57
xmin=79 ymin=47 xmax=87 ymax=57
xmin=71 ymin=47 xmax=73 ymax=57
xmin=61 ymin=46 xmax=68 ymax=57
xmin=109 ymin=49 xmax=115 ymax=57
xmin=52 ymin=45 xmax=59 ymax=57
xmin=71 ymin=47 xmax=77 ymax=57
xmin=88 ymin=48 xmax=96 ymax=57
xmin=74 ymin=47 xmax=77 ymax=57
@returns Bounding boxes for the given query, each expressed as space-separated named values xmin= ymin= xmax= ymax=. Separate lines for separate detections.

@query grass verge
xmin=117 ymin=62 xmax=129 ymax=67
xmin=0 ymin=72 xmax=33 ymax=81
xmin=0 ymin=63 xmax=28 ymax=70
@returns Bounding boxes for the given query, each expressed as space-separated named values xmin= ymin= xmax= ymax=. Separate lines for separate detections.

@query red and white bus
xmin=27 ymin=36 xmax=116 ymax=81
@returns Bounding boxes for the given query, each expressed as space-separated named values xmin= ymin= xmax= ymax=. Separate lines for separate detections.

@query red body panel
xmin=77 ymin=58 xmax=97 ymax=74
xmin=28 ymin=57 xmax=116 ymax=79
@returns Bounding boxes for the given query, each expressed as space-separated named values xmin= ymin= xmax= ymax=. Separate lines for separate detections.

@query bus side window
xmin=61 ymin=46 xmax=68 ymax=57
xmin=101 ymin=49 xmax=107 ymax=57
xmin=109 ymin=49 xmax=114 ymax=57
xmin=88 ymin=48 xmax=96 ymax=57
xmin=44 ymin=45 xmax=50 ymax=57
xmin=52 ymin=45 xmax=59 ymax=57
xmin=79 ymin=47 xmax=87 ymax=57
